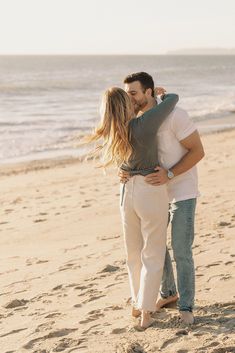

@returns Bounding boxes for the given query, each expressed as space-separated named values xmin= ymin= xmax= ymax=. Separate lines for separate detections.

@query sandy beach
xmin=0 ymin=128 xmax=235 ymax=353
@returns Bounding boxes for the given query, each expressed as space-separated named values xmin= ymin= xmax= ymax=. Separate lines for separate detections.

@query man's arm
xmin=145 ymin=130 xmax=205 ymax=185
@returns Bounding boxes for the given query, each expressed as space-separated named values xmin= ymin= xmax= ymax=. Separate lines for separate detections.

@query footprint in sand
xmin=218 ymin=221 xmax=231 ymax=227
xmin=81 ymin=324 xmax=100 ymax=336
xmin=88 ymin=309 xmax=104 ymax=316
xmin=11 ymin=197 xmax=22 ymax=204
xmin=36 ymin=259 xmax=49 ymax=264
xmin=78 ymin=288 xmax=102 ymax=298
xmin=192 ymin=244 xmax=199 ymax=249
xmin=200 ymin=233 xmax=211 ymax=238
xmin=35 ymin=321 xmax=55 ymax=332
xmin=44 ymin=312 xmax=62 ymax=319
xmin=207 ymin=274 xmax=222 ymax=282
xmin=114 ymin=259 xmax=126 ymax=266
xmin=86 ymin=253 xmax=96 ymax=259
xmin=82 ymin=292 xmax=106 ymax=304
xmin=105 ymin=281 xmax=123 ymax=289
xmin=52 ymin=338 xmax=85 ymax=352
xmin=58 ymin=263 xmax=81 ymax=272
xmin=206 ymin=261 xmax=222 ymax=268
xmin=104 ymin=305 xmax=123 ymax=312
xmin=99 ymin=264 xmax=120 ymax=273
xmin=115 ymin=272 xmax=128 ymax=281
xmin=220 ymin=248 xmax=230 ymax=254
xmin=116 ymin=342 xmax=146 ymax=353
xmin=73 ymin=283 xmax=96 ymax=291
xmin=26 ymin=258 xmax=49 ymax=266
xmin=14 ymin=289 xmax=28 ymax=295
xmin=195 ymin=249 xmax=207 ymax=255
xmin=111 ymin=327 xmax=127 ymax=334
xmin=211 ymin=347 xmax=235 ymax=353
xmin=97 ymin=234 xmax=121 ymax=241
xmin=0 ymin=327 xmax=28 ymax=338
xmin=225 ymin=261 xmax=234 ymax=265
xmin=64 ymin=244 xmax=88 ymax=253
xmin=79 ymin=309 xmax=105 ymax=324
xmin=52 ymin=284 xmax=64 ymax=291
xmin=220 ymin=274 xmax=232 ymax=281
xmin=22 ymin=329 xmax=78 ymax=350
xmin=4 ymin=299 xmax=29 ymax=309
xmin=160 ymin=336 xmax=181 ymax=350
xmin=193 ymin=331 xmax=205 ymax=337
xmin=4 ymin=208 xmax=14 ymax=213
xmin=33 ymin=218 xmax=47 ymax=223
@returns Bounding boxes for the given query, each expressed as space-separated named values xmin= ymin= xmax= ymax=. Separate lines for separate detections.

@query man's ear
xmin=146 ymin=88 xmax=153 ymax=97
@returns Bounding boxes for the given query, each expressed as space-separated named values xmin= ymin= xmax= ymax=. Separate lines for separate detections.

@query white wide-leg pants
xmin=120 ymin=176 xmax=168 ymax=312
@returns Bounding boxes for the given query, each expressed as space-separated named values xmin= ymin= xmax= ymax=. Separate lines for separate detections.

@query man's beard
xmin=134 ymin=98 xmax=148 ymax=114
xmin=134 ymin=104 xmax=141 ymax=114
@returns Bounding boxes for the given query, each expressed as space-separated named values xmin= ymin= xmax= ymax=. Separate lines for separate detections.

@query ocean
xmin=0 ymin=55 xmax=235 ymax=164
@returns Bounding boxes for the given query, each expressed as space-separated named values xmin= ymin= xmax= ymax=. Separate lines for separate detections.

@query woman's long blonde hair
xmin=86 ymin=87 xmax=134 ymax=167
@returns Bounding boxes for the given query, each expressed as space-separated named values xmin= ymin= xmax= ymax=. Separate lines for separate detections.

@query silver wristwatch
xmin=167 ymin=169 xmax=175 ymax=179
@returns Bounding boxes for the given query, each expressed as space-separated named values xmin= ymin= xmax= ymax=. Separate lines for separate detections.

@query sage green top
xmin=121 ymin=93 xmax=179 ymax=173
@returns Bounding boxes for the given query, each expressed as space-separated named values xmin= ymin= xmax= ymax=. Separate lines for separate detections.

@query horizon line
xmin=0 ymin=53 xmax=235 ymax=56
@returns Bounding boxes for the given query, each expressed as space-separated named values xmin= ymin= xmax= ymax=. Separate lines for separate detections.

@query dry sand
xmin=0 ymin=129 xmax=234 ymax=353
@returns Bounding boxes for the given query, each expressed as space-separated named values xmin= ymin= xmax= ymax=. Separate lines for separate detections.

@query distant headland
xmin=166 ymin=48 xmax=235 ymax=55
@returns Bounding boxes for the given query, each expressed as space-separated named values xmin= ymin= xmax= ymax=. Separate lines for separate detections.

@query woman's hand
xmin=154 ymin=87 xmax=166 ymax=97
xmin=118 ymin=169 xmax=131 ymax=183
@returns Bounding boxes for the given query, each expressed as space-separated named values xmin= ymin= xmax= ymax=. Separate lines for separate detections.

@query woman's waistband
xmin=122 ymin=167 xmax=156 ymax=177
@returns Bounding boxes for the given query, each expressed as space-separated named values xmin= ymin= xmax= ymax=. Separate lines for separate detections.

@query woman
xmin=87 ymin=87 xmax=178 ymax=328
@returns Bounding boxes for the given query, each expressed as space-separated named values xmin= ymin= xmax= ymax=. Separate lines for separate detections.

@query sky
xmin=0 ymin=0 xmax=234 ymax=54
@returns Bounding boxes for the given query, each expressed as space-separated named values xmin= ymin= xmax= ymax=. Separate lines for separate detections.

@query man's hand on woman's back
xmin=145 ymin=166 xmax=169 ymax=186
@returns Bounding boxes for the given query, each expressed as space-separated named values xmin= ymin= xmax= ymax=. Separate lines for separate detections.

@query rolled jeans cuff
xmin=160 ymin=289 xmax=177 ymax=299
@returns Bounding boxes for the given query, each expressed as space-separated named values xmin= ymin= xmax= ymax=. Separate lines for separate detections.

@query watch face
xmin=168 ymin=170 xmax=174 ymax=179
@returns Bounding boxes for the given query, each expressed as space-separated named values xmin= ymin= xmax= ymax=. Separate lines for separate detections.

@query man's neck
xmin=137 ymin=97 xmax=157 ymax=116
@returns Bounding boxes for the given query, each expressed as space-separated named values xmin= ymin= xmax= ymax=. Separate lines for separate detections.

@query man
xmin=120 ymin=72 xmax=205 ymax=324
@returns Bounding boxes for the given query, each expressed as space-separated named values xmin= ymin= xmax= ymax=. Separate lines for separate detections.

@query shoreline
xmin=1 ymin=124 xmax=235 ymax=177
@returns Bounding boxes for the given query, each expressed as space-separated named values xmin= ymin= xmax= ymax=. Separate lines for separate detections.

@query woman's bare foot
xmin=140 ymin=311 xmax=155 ymax=329
xmin=132 ymin=307 xmax=141 ymax=318
xmin=155 ymin=294 xmax=179 ymax=312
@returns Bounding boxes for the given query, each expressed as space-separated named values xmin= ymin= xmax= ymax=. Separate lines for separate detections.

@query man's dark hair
xmin=123 ymin=72 xmax=155 ymax=97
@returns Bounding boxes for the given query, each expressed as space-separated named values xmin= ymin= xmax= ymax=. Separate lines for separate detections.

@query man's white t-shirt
xmin=157 ymin=106 xmax=200 ymax=203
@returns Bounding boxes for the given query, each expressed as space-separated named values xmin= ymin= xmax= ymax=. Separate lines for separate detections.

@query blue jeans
xmin=160 ymin=198 xmax=197 ymax=312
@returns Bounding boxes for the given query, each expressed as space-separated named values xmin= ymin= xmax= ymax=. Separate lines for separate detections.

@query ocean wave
xmin=192 ymin=109 xmax=235 ymax=122
xmin=0 ymin=54 xmax=234 ymax=163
